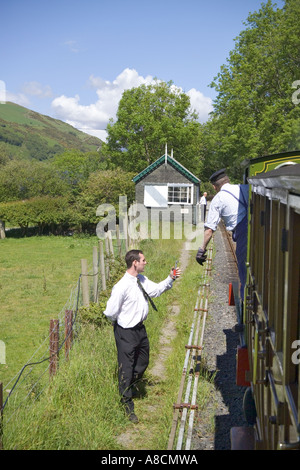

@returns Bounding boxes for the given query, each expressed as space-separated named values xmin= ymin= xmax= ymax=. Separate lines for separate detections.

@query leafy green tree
xmin=76 ymin=169 xmax=135 ymax=227
xmin=0 ymin=196 xmax=74 ymax=234
xmin=50 ymin=149 xmax=108 ymax=194
xmin=0 ymin=160 xmax=70 ymax=202
xmin=103 ymin=80 xmax=203 ymax=175
xmin=203 ymin=0 xmax=300 ymax=180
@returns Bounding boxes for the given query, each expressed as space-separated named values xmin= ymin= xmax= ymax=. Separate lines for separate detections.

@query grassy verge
xmin=2 ymin=235 xmax=214 ymax=450
xmin=128 ymin=246 xmax=215 ymax=449
xmin=0 ymin=235 xmax=102 ymax=387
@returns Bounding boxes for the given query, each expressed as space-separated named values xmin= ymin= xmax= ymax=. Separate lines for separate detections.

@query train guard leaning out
xmin=232 ymin=151 xmax=300 ymax=450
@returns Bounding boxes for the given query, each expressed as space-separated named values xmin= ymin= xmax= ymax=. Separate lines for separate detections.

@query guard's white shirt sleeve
xmin=205 ymin=183 xmax=248 ymax=232
xmin=103 ymin=272 xmax=174 ymax=328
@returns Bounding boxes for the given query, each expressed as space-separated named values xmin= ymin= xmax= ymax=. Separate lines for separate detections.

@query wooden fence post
xmin=108 ymin=231 xmax=115 ymax=259
xmin=116 ymin=225 xmax=122 ymax=259
xmin=99 ymin=240 xmax=106 ymax=291
xmin=65 ymin=310 xmax=73 ymax=360
xmin=104 ymin=232 xmax=110 ymax=256
xmin=0 ymin=382 xmax=3 ymax=450
xmin=123 ymin=216 xmax=129 ymax=252
xmin=93 ymin=246 xmax=99 ymax=303
xmin=104 ymin=233 xmax=110 ymax=280
xmin=49 ymin=319 xmax=59 ymax=378
xmin=0 ymin=221 xmax=5 ymax=239
xmin=81 ymin=259 xmax=89 ymax=307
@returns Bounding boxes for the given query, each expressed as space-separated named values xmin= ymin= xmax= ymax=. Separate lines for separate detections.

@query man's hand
xmin=196 ymin=248 xmax=207 ymax=266
xmin=170 ymin=267 xmax=181 ymax=280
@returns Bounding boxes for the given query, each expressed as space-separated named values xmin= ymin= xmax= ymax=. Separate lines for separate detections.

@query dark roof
xmin=248 ymin=163 xmax=300 ymax=193
xmin=132 ymin=154 xmax=200 ymax=184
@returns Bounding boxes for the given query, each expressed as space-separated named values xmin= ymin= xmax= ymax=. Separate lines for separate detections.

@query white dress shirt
xmin=103 ymin=272 xmax=174 ymax=328
xmin=205 ymin=183 xmax=248 ymax=232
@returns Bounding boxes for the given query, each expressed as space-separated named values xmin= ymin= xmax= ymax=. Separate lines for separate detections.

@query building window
xmin=144 ymin=185 xmax=168 ymax=207
xmin=168 ymin=184 xmax=193 ymax=204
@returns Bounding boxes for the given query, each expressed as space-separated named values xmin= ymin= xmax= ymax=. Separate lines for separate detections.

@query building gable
xmin=132 ymin=154 xmax=200 ymax=185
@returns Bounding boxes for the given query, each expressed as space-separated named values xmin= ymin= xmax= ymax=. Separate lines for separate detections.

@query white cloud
xmin=52 ymin=68 xmax=154 ymax=141
xmin=5 ymin=90 xmax=31 ymax=107
xmin=4 ymin=82 xmax=52 ymax=108
xmin=22 ymin=81 xmax=53 ymax=98
xmin=51 ymin=68 xmax=213 ymax=141
xmin=64 ymin=40 xmax=80 ymax=53
xmin=169 ymin=84 xmax=213 ymax=122
xmin=187 ymin=88 xmax=213 ymax=122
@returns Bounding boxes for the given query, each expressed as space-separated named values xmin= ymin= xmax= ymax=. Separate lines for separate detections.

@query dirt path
xmin=150 ymin=243 xmax=191 ymax=379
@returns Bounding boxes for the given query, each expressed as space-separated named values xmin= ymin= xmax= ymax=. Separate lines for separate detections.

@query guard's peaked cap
xmin=209 ymin=168 xmax=227 ymax=184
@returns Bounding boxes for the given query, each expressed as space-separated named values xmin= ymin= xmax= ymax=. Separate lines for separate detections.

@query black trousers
xmin=114 ymin=322 xmax=149 ymax=412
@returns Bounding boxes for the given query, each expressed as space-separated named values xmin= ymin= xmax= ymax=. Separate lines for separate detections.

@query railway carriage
xmin=233 ymin=151 xmax=300 ymax=450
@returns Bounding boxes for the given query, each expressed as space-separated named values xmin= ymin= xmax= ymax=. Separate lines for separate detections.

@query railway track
xmin=167 ymin=242 xmax=213 ymax=450
xmin=167 ymin=223 xmax=239 ymax=450
xmin=219 ymin=221 xmax=239 ymax=277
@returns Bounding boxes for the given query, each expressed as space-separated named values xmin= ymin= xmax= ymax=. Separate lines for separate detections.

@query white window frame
xmin=167 ymin=183 xmax=193 ymax=205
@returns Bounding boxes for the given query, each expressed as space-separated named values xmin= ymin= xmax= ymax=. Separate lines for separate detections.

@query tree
xmin=202 ymin=0 xmax=300 ymax=180
xmin=0 ymin=196 xmax=73 ymax=235
xmin=0 ymin=160 xmax=70 ymax=202
xmin=50 ymin=149 xmax=108 ymax=194
xmin=103 ymin=81 xmax=203 ymax=175
xmin=76 ymin=169 xmax=136 ymax=228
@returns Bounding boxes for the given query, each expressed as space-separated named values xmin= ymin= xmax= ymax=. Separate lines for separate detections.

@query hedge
xmin=0 ymin=196 xmax=77 ymax=233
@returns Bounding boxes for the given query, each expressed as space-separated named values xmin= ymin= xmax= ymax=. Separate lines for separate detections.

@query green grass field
xmin=0 ymin=234 xmax=214 ymax=450
xmin=0 ymin=235 xmax=101 ymax=387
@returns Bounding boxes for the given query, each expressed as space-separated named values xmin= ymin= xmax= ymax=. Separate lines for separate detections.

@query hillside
xmin=0 ymin=102 xmax=103 ymax=161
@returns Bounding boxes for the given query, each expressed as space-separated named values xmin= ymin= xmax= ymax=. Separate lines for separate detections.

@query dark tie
xmin=137 ymin=278 xmax=158 ymax=311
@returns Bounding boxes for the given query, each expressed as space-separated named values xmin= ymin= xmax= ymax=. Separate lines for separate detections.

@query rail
xmin=167 ymin=243 xmax=213 ymax=450
xmin=167 ymin=222 xmax=239 ymax=450
xmin=219 ymin=222 xmax=238 ymax=272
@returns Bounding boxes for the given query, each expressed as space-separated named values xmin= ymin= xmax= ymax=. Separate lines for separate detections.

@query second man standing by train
xmin=104 ymin=249 xmax=181 ymax=423
xmin=196 ymin=169 xmax=249 ymax=300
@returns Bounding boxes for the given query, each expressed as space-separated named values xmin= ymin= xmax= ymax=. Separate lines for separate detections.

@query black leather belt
xmin=116 ymin=321 xmax=144 ymax=330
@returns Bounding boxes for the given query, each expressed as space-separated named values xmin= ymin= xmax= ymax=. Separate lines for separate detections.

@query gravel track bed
xmin=191 ymin=226 xmax=248 ymax=450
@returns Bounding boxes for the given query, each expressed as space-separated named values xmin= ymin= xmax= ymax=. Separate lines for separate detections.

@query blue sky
xmin=1 ymin=0 xmax=284 ymax=141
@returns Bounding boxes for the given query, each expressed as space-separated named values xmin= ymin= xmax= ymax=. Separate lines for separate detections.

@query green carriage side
xmin=232 ymin=151 xmax=300 ymax=450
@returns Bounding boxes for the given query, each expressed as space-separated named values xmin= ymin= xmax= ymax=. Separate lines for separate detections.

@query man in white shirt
xmin=104 ymin=249 xmax=180 ymax=423
xmin=196 ymin=169 xmax=248 ymax=301
xmin=200 ymin=192 xmax=207 ymax=221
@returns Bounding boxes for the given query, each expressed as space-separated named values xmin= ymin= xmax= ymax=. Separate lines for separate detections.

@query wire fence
xmin=0 ymin=226 xmax=140 ymax=442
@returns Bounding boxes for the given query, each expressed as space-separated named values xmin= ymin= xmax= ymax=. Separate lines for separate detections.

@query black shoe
xmin=128 ymin=412 xmax=139 ymax=423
